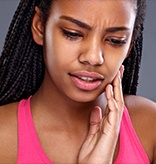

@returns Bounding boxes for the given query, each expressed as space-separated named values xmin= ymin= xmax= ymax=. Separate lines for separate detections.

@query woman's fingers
xmin=112 ymin=69 xmax=124 ymax=118
xmin=90 ymin=107 xmax=102 ymax=132
xmin=113 ymin=72 xmax=123 ymax=102
xmin=103 ymin=68 xmax=124 ymax=135
xmin=114 ymin=66 xmax=124 ymax=102
xmin=102 ymin=85 xmax=119 ymax=134
xmin=89 ymin=106 xmax=102 ymax=135
xmin=78 ymin=67 xmax=125 ymax=164
xmin=78 ymin=106 xmax=102 ymax=162
xmin=93 ymin=70 xmax=125 ymax=161
xmin=119 ymin=65 xmax=124 ymax=79
xmin=80 ymin=106 xmax=102 ymax=148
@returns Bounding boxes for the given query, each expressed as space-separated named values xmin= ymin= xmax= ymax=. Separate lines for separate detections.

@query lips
xmin=69 ymin=71 xmax=104 ymax=91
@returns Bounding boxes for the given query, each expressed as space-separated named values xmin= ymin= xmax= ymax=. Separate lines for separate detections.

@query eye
xmin=106 ymin=37 xmax=127 ymax=47
xmin=61 ymin=28 xmax=83 ymax=41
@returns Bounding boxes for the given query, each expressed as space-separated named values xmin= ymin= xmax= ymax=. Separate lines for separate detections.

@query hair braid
xmin=0 ymin=0 xmax=45 ymax=105
xmin=122 ymin=0 xmax=145 ymax=95
xmin=122 ymin=34 xmax=143 ymax=94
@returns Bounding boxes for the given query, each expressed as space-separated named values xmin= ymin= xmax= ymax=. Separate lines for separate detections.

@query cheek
xmin=106 ymin=52 xmax=126 ymax=69
xmin=104 ymin=49 xmax=127 ymax=81
xmin=44 ymin=39 xmax=79 ymax=80
xmin=44 ymin=30 xmax=63 ymax=68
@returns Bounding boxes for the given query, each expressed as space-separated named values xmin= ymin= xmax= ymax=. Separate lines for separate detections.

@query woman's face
xmin=42 ymin=0 xmax=136 ymax=102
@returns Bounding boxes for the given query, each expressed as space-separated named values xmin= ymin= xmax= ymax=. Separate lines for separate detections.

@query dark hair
xmin=0 ymin=0 xmax=147 ymax=105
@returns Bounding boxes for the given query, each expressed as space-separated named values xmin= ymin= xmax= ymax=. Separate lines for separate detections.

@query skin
xmin=0 ymin=0 xmax=156 ymax=163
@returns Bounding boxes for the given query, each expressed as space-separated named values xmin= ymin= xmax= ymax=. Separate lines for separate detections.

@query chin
xmin=69 ymin=91 xmax=103 ymax=103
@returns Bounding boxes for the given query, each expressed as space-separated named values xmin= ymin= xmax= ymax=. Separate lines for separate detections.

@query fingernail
xmin=118 ymin=71 xmax=121 ymax=81
xmin=110 ymin=84 xmax=113 ymax=96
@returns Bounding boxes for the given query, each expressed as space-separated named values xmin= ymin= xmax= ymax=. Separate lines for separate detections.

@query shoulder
xmin=124 ymin=94 xmax=156 ymax=122
xmin=0 ymin=102 xmax=18 ymax=129
xmin=0 ymin=102 xmax=18 ymax=162
xmin=123 ymin=94 xmax=156 ymax=140
xmin=123 ymin=94 xmax=156 ymax=163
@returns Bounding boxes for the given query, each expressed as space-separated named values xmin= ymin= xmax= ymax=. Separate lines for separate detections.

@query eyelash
xmin=106 ymin=38 xmax=127 ymax=47
xmin=61 ymin=28 xmax=83 ymax=41
xmin=61 ymin=28 xmax=127 ymax=47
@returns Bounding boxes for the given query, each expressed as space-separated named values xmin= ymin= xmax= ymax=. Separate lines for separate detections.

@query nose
xmin=78 ymin=40 xmax=104 ymax=66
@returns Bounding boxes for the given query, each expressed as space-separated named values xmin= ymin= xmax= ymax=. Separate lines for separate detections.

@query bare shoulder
xmin=124 ymin=94 xmax=156 ymax=121
xmin=124 ymin=94 xmax=156 ymax=135
xmin=0 ymin=102 xmax=18 ymax=162
xmin=124 ymin=94 xmax=156 ymax=163
xmin=0 ymin=102 xmax=18 ymax=131
xmin=123 ymin=94 xmax=156 ymax=139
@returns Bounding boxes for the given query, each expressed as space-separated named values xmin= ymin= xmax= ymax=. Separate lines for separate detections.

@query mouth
xmin=69 ymin=71 xmax=104 ymax=91
xmin=76 ymin=76 xmax=98 ymax=82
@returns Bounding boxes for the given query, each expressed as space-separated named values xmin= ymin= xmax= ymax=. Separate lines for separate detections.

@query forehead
xmin=50 ymin=0 xmax=136 ymax=28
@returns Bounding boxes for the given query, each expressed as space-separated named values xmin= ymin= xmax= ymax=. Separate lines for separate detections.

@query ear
xmin=31 ymin=7 xmax=44 ymax=45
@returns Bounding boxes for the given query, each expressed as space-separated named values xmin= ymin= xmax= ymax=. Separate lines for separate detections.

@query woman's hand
xmin=78 ymin=67 xmax=124 ymax=164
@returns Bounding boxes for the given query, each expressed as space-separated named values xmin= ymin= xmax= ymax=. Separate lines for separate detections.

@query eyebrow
xmin=60 ymin=15 xmax=130 ymax=32
xmin=106 ymin=27 xmax=130 ymax=33
xmin=60 ymin=16 xmax=92 ymax=30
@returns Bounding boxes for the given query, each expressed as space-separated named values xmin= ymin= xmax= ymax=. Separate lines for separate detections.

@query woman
xmin=0 ymin=0 xmax=156 ymax=163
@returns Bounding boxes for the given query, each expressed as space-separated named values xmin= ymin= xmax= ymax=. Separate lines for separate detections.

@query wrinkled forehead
xmin=51 ymin=0 xmax=137 ymax=10
xmin=49 ymin=0 xmax=136 ymax=29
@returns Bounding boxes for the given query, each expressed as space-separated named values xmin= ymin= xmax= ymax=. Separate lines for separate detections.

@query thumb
xmin=78 ymin=106 xmax=102 ymax=160
xmin=89 ymin=106 xmax=102 ymax=135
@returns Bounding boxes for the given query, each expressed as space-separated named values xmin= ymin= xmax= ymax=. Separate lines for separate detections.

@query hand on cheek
xmin=119 ymin=65 xmax=124 ymax=79
xmin=78 ymin=66 xmax=125 ymax=164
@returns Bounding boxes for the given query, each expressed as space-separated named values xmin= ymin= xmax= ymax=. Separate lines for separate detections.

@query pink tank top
xmin=17 ymin=97 xmax=150 ymax=163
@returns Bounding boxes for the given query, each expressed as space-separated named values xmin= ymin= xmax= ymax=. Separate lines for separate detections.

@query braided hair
xmin=0 ymin=0 xmax=147 ymax=105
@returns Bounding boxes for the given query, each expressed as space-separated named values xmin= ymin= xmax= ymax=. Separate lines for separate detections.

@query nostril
xmin=78 ymin=51 xmax=104 ymax=66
